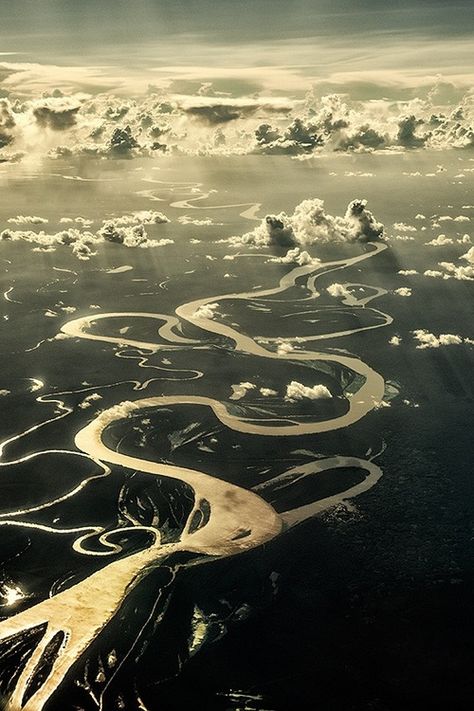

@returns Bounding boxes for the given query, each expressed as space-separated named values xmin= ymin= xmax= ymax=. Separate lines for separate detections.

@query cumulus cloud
xmin=425 ymin=234 xmax=453 ymax=246
xmin=285 ymin=381 xmax=332 ymax=401
xmin=192 ymin=302 xmax=219 ymax=320
xmin=260 ymin=387 xmax=277 ymax=396
xmin=397 ymin=115 xmax=427 ymax=148
xmin=268 ymin=247 xmax=320 ymax=266
xmin=96 ymin=212 xmax=171 ymax=250
xmin=256 ymin=117 xmax=324 ymax=155
xmin=96 ymin=401 xmax=137 ymax=426
xmin=99 ymin=222 xmax=173 ymax=248
xmin=1 ymin=85 xmax=473 ymax=161
xmin=33 ymin=97 xmax=81 ymax=131
xmin=461 ymin=246 xmax=474 ymax=265
xmin=327 ymin=282 xmax=352 ymax=299
xmin=423 ymin=269 xmax=446 ymax=278
xmin=423 ymin=246 xmax=474 ymax=281
xmin=2 ymin=79 xmax=474 ymax=163
xmin=228 ymin=198 xmax=383 ymax=249
xmin=394 ymin=287 xmax=412 ymax=297
xmin=1 ymin=208 xmax=172 ymax=259
xmin=60 ymin=216 xmax=94 ymax=228
xmin=78 ymin=392 xmax=103 ymax=410
xmin=178 ymin=216 xmax=217 ymax=226
xmin=107 ymin=125 xmax=140 ymax=154
xmin=0 ymin=228 xmax=98 ymax=258
xmin=7 ymin=215 xmax=48 ymax=225
xmin=276 ymin=339 xmax=295 ymax=355
xmin=389 ymin=335 xmax=402 ymax=346
xmin=229 ymin=382 xmax=256 ymax=401
xmin=393 ymin=222 xmax=417 ymax=233
xmin=0 ymin=98 xmax=16 ymax=149
xmin=412 ymin=329 xmax=464 ymax=348
xmin=393 ymin=234 xmax=415 ymax=242
xmin=102 ymin=210 xmax=169 ymax=228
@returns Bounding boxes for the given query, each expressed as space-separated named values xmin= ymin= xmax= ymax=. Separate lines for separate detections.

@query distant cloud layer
xmin=0 ymin=83 xmax=472 ymax=162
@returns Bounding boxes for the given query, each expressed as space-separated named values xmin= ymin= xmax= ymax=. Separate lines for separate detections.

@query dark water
xmin=0 ymin=154 xmax=473 ymax=710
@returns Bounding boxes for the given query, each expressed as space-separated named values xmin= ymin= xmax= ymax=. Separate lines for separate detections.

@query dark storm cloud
xmin=33 ymin=98 xmax=81 ymax=131
xmin=0 ymin=98 xmax=16 ymax=148
xmin=182 ymin=99 xmax=292 ymax=126
xmin=255 ymin=118 xmax=323 ymax=155
xmin=184 ymin=104 xmax=245 ymax=125
xmin=397 ymin=115 xmax=428 ymax=148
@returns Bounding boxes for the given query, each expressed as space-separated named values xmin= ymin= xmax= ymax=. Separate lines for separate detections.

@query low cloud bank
xmin=0 ymin=87 xmax=472 ymax=162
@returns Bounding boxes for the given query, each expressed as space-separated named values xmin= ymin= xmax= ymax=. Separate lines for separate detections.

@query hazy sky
xmin=0 ymin=0 xmax=473 ymax=98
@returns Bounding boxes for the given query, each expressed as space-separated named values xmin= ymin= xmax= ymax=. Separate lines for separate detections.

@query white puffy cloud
xmin=412 ymin=329 xmax=463 ymax=348
xmin=59 ymin=214 xmax=92 ymax=228
xmin=228 ymin=198 xmax=383 ymax=249
xmin=421 ymin=245 xmax=474 ymax=281
xmin=178 ymin=216 xmax=217 ymax=226
xmin=285 ymin=381 xmax=332 ymax=401
xmin=461 ymin=246 xmax=474 ymax=264
xmin=372 ymin=398 xmax=391 ymax=410
xmin=276 ymin=339 xmax=295 ymax=355
xmin=192 ymin=302 xmax=219 ymax=320
xmin=327 ymin=283 xmax=351 ymax=299
xmin=98 ymin=215 xmax=172 ymax=250
xmin=256 ymin=117 xmax=323 ymax=155
xmin=96 ymin=401 xmax=137 ymax=426
xmin=268 ymin=247 xmax=320 ymax=266
xmin=78 ymin=392 xmax=103 ymax=409
xmin=389 ymin=335 xmax=402 ymax=346
xmin=260 ymin=387 xmax=277 ymax=396
xmin=0 ymin=227 xmax=98 ymax=256
xmin=1 ymin=208 xmax=172 ymax=259
xmin=103 ymin=211 xmax=169 ymax=228
xmin=393 ymin=234 xmax=415 ymax=242
xmin=398 ymin=269 xmax=418 ymax=275
xmin=425 ymin=234 xmax=453 ymax=246
xmin=393 ymin=222 xmax=417 ymax=232
xmin=394 ymin=287 xmax=412 ymax=297
xmin=424 ymin=269 xmax=446 ymax=278
xmin=229 ymin=382 xmax=256 ymax=401
xmin=8 ymin=215 xmax=48 ymax=225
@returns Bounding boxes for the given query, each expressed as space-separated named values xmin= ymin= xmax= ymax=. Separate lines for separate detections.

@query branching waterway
xmin=0 ymin=237 xmax=389 ymax=710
